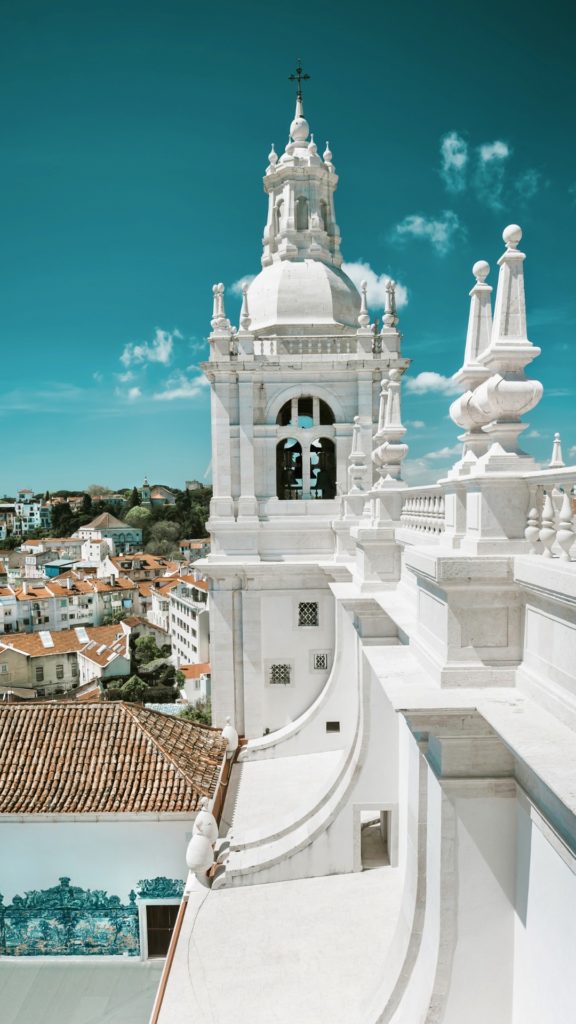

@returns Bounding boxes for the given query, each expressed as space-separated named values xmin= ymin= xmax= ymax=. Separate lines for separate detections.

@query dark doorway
xmin=146 ymin=904 xmax=179 ymax=957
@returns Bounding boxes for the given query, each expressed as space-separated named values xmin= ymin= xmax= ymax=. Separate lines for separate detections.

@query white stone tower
xmin=201 ymin=67 xmax=409 ymax=736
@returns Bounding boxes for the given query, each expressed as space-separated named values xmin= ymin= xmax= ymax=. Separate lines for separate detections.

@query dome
xmin=247 ymin=260 xmax=361 ymax=335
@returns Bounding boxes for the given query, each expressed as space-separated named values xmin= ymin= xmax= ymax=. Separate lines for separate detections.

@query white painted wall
xmin=0 ymin=818 xmax=192 ymax=903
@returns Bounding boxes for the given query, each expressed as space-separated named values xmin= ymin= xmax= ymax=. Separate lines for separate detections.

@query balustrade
xmin=400 ymin=489 xmax=445 ymax=534
xmin=524 ymin=479 xmax=576 ymax=561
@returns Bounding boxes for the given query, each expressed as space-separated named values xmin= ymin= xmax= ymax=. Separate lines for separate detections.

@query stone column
xmin=237 ymin=375 xmax=258 ymax=519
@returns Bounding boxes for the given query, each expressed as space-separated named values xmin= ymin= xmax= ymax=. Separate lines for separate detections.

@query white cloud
xmin=231 ymin=275 xmax=256 ymax=296
xmin=152 ymin=372 xmax=209 ymax=402
xmin=127 ymin=387 xmax=141 ymax=402
xmin=120 ymin=328 xmax=181 ymax=368
xmin=117 ymin=370 xmax=135 ymax=383
xmin=405 ymin=371 xmax=460 ymax=396
xmin=440 ymin=131 xmax=468 ymax=193
xmin=474 ymin=140 xmax=511 ymax=209
xmin=527 ymin=429 xmax=541 ymax=438
xmin=92 ymin=371 xmax=103 ymax=384
xmin=424 ymin=443 xmax=461 ymax=460
xmin=407 ymin=420 xmax=426 ymax=429
xmin=342 ymin=261 xmax=408 ymax=309
xmin=392 ymin=211 xmax=462 ymax=256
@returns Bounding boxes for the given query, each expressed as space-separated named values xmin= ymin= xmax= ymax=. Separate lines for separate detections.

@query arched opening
xmin=275 ymin=198 xmax=284 ymax=234
xmin=295 ymin=196 xmax=309 ymax=231
xmin=276 ymin=439 xmax=303 ymax=500
xmin=310 ymin=438 xmax=336 ymax=499
xmin=276 ymin=396 xmax=336 ymax=428
xmin=320 ymin=200 xmax=329 ymax=232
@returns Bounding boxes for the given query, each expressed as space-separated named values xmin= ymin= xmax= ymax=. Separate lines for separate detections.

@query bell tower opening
xmin=275 ymin=397 xmax=336 ymax=500
xmin=276 ymin=438 xmax=303 ymax=499
xmin=310 ymin=438 xmax=336 ymax=499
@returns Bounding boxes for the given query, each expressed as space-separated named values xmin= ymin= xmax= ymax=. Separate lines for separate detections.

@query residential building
xmin=178 ymin=661 xmax=211 ymax=705
xmin=148 ymin=578 xmax=180 ymax=633
xmin=12 ymin=490 xmax=51 ymax=536
xmin=75 ymin=512 xmax=142 ymax=553
xmin=140 ymin=478 xmax=176 ymax=507
xmin=169 ymin=575 xmax=209 ymax=667
xmin=111 ymin=552 xmax=180 ymax=582
xmin=0 ymin=575 xmax=138 ymax=635
xmin=179 ymin=538 xmax=210 ymax=562
xmin=0 ymin=623 xmax=128 ymax=695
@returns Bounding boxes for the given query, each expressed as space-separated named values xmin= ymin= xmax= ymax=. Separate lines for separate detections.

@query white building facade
xmin=157 ymin=85 xmax=576 ymax=1024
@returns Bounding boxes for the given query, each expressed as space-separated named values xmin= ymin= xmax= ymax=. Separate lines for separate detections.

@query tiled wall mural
xmin=0 ymin=875 xmax=185 ymax=956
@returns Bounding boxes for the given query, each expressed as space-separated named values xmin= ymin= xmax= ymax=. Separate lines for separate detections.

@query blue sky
xmin=0 ymin=0 xmax=574 ymax=494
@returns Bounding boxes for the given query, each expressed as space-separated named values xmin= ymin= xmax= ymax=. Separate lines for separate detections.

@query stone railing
xmin=255 ymin=337 xmax=360 ymax=358
xmin=523 ymin=468 xmax=576 ymax=561
xmin=400 ymin=487 xmax=445 ymax=535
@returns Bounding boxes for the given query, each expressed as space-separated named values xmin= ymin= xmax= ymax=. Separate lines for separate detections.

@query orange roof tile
xmin=0 ymin=624 xmax=125 ymax=659
xmin=0 ymin=702 xmax=227 ymax=814
xmin=180 ymin=662 xmax=211 ymax=680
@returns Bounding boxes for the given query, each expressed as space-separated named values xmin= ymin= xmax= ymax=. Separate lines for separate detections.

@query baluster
xmin=556 ymin=490 xmax=575 ymax=562
xmin=525 ymin=504 xmax=541 ymax=554
xmin=539 ymin=493 xmax=556 ymax=557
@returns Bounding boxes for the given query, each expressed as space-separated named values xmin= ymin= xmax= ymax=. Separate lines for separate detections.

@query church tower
xmin=202 ymin=68 xmax=409 ymax=736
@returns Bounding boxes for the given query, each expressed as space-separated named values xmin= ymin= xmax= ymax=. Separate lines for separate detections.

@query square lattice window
xmin=298 ymin=602 xmax=319 ymax=627
xmin=313 ymin=652 xmax=329 ymax=671
xmin=269 ymin=664 xmax=291 ymax=685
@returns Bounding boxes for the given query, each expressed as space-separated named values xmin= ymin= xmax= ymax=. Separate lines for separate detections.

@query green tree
xmin=125 ymin=505 xmax=152 ymax=527
xmin=128 ymin=486 xmax=141 ymax=509
xmin=134 ymin=634 xmax=162 ymax=664
xmin=120 ymin=675 xmax=148 ymax=702
xmin=178 ymin=700 xmax=212 ymax=726
xmin=102 ymin=608 xmax=128 ymax=625
xmin=81 ymin=493 xmax=93 ymax=515
xmin=86 ymin=484 xmax=112 ymax=498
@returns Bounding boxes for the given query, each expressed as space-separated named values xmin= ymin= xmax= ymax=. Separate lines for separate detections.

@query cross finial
xmin=289 ymin=60 xmax=310 ymax=103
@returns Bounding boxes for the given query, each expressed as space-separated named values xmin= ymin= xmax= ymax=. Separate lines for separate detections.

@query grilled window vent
xmin=269 ymin=664 xmax=291 ymax=686
xmin=298 ymin=602 xmax=319 ymax=627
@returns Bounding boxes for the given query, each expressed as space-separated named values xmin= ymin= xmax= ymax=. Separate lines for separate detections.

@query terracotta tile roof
xmin=0 ymin=624 xmax=125 ymax=659
xmin=10 ymin=576 xmax=137 ymax=601
xmin=0 ymin=702 xmax=227 ymax=814
xmin=178 ymin=575 xmax=209 ymax=591
xmin=83 ymin=512 xmax=133 ymax=530
xmin=180 ymin=662 xmax=211 ymax=680
xmin=79 ymin=634 xmax=129 ymax=668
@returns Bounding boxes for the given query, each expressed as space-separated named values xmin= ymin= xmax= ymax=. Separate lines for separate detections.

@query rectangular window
xmin=298 ymin=601 xmax=319 ymax=627
xmin=56 ymin=665 xmax=64 ymax=680
xmin=72 ymin=664 xmax=78 ymax=677
xmin=313 ymin=652 xmax=329 ymax=671
xmin=0 ymin=664 xmax=8 ymax=674
xmin=326 ymin=721 xmax=340 ymax=733
xmin=35 ymin=667 xmax=44 ymax=682
xmin=146 ymin=904 xmax=179 ymax=958
xmin=269 ymin=664 xmax=291 ymax=686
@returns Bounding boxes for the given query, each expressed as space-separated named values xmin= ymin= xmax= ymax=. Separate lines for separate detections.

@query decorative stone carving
xmin=136 ymin=877 xmax=185 ymax=900
xmin=0 ymin=877 xmax=139 ymax=957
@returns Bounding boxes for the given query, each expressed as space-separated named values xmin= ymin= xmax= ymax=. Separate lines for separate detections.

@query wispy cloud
xmin=152 ymin=372 xmax=209 ymax=402
xmin=120 ymin=328 xmax=181 ymax=368
xmin=231 ymin=275 xmax=256 ymax=296
xmin=92 ymin=371 xmax=103 ymax=384
xmin=392 ymin=211 xmax=463 ymax=256
xmin=407 ymin=420 xmax=426 ymax=429
xmin=569 ymin=445 xmax=576 ymax=460
xmin=440 ymin=131 xmax=468 ymax=193
xmin=515 ymin=168 xmax=542 ymax=201
xmin=127 ymin=386 xmax=141 ymax=402
xmin=474 ymin=140 xmax=511 ymax=209
xmin=527 ymin=429 xmax=541 ymax=438
xmin=405 ymin=371 xmax=460 ymax=395
xmin=424 ymin=443 xmax=461 ymax=460
xmin=342 ymin=261 xmax=408 ymax=308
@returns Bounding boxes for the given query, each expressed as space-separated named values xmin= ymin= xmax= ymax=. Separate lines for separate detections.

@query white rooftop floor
xmin=222 ymin=749 xmax=344 ymax=841
xmin=159 ymin=864 xmax=402 ymax=1024
xmin=0 ymin=959 xmax=164 ymax=1024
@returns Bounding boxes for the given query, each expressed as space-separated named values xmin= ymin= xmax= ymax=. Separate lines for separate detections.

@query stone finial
xmin=372 ymin=370 xmax=408 ymax=483
xmin=358 ymin=280 xmax=370 ymax=327
xmin=347 ymin=416 xmax=368 ymax=494
xmin=308 ymin=133 xmax=318 ymax=157
xmin=211 ymin=283 xmax=228 ymax=329
xmin=193 ymin=796 xmax=219 ymax=843
xmin=221 ymin=716 xmax=239 ymax=757
xmin=268 ymin=144 xmax=278 ymax=167
xmin=383 ymin=279 xmax=398 ymax=329
xmin=323 ymin=141 xmax=333 ymax=165
xmin=549 ymin=432 xmax=565 ymax=468
xmin=503 ymin=223 xmax=522 ymax=250
xmin=185 ymin=833 xmax=215 ymax=877
xmin=240 ymin=282 xmax=251 ymax=332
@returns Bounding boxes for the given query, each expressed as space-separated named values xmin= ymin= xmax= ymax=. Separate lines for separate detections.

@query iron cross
xmin=289 ymin=61 xmax=310 ymax=102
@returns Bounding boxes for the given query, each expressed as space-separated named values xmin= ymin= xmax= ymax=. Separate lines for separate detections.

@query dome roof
xmin=247 ymin=259 xmax=360 ymax=335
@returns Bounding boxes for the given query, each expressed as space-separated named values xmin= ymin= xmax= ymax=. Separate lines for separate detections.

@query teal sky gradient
xmin=1 ymin=0 xmax=575 ymax=493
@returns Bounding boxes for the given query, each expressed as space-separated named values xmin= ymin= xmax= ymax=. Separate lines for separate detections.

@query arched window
xmin=275 ymin=198 xmax=284 ymax=234
xmin=276 ymin=396 xmax=335 ymax=428
xmin=320 ymin=200 xmax=329 ymax=232
xmin=310 ymin=438 xmax=336 ymax=499
xmin=295 ymin=196 xmax=309 ymax=231
xmin=276 ymin=439 xmax=303 ymax=500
